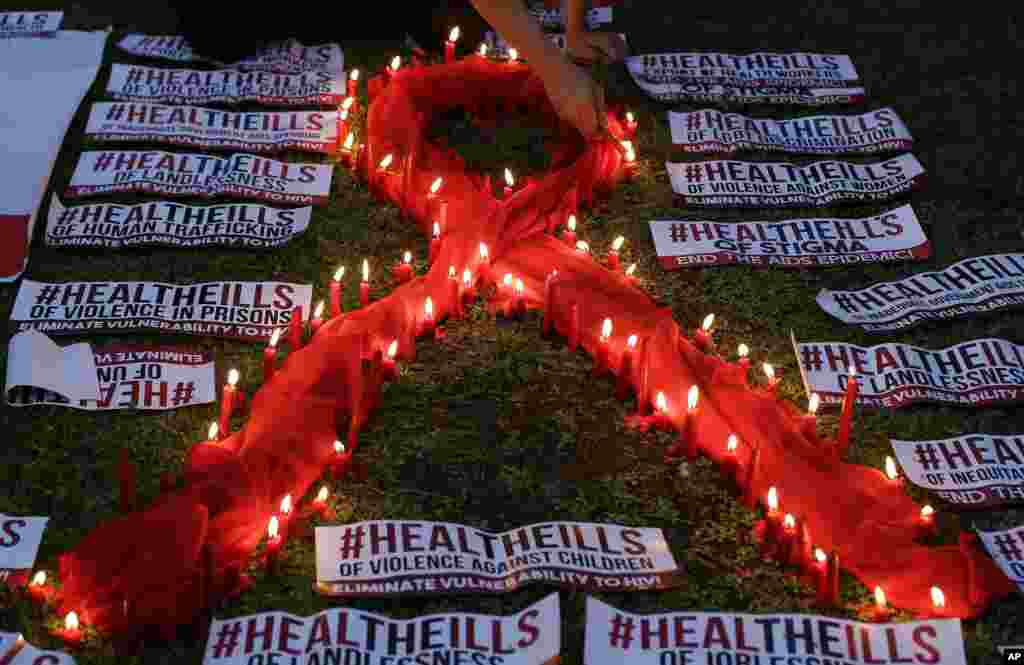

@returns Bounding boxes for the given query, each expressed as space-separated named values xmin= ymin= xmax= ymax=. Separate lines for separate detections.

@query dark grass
xmin=1 ymin=2 xmax=1023 ymax=664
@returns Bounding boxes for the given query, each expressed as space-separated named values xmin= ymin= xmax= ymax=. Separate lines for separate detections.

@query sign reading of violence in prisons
xmin=649 ymin=205 xmax=929 ymax=269
xmin=976 ymin=525 xmax=1024 ymax=595
xmin=817 ymin=253 xmax=1024 ymax=333
xmin=628 ymin=52 xmax=859 ymax=88
xmin=116 ymin=35 xmax=344 ymax=74
xmin=633 ymin=78 xmax=864 ymax=106
xmin=891 ymin=435 xmax=1024 ymax=507
xmin=85 ymin=103 xmax=339 ymax=154
xmin=583 ymin=596 xmax=967 ymax=665
xmin=10 ymin=279 xmax=311 ymax=341
xmin=315 ymin=521 xmax=681 ymax=597
xmin=66 ymin=150 xmax=332 ymax=205
xmin=0 ymin=11 xmax=62 ymax=38
xmin=669 ymin=107 xmax=913 ymax=155
xmin=0 ymin=514 xmax=48 ymax=585
xmin=667 ymin=154 xmax=924 ymax=208
xmin=202 ymin=594 xmax=560 ymax=665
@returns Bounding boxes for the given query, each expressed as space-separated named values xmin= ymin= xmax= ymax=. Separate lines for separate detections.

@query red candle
xmin=332 ymin=440 xmax=349 ymax=480
xmin=336 ymin=108 xmax=350 ymax=154
xmin=502 ymin=168 xmax=516 ymax=198
xmin=513 ymin=278 xmax=526 ymax=318
xmin=562 ymin=215 xmax=577 ymax=247
xmin=883 ymin=456 xmax=902 ymax=487
xmin=764 ymin=486 xmax=781 ymax=545
xmin=620 ymin=140 xmax=638 ymax=178
xmin=265 ymin=516 xmax=282 ymax=575
xmin=693 ymin=313 xmax=715 ymax=352
xmin=477 ymin=42 xmax=489 ymax=58
xmin=684 ymin=385 xmax=700 ymax=461
xmin=568 ymin=303 xmax=580 ymax=352
xmin=723 ymin=434 xmax=740 ymax=483
xmin=652 ymin=391 xmax=671 ymax=431
xmin=837 ymin=366 xmax=859 ymax=452
xmin=311 ymin=485 xmax=334 ymax=520
xmin=394 ymin=251 xmax=414 ymax=283
xmin=354 ymin=142 xmax=367 ymax=178
xmin=507 ymin=47 xmax=519 ymax=63
xmin=779 ymin=513 xmax=797 ymax=564
xmin=607 ymin=236 xmax=624 ymax=271
xmin=447 ymin=267 xmax=462 ymax=319
xmin=929 ymin=586 xmax=946 ymax=617
xmin=826 ymin=550 xmax=841 ymax=606
xmin=330 ymin=266 xmax=345 ymax=318
xmin=288 ymin=305 xmax=304 ymax=350
xmin=26 ymin=571 xmax=53 ymax=604
xmin=310 ymin=301 xmax=325 ymax=337
xmin=339 ymin=131 xmax=357 ymax=167
xmin=542 ymin=270 xmax=557 ymax=336
xmin=56 ymin=611 xmax=83 ymax=647
xmin=445 ymin=26 xmax=460 ymax=63
xmin=217 ymin=369 xmax=240 ymax=436
xmin=263 ymin=329 xmax=280 ymax=382
xmin=594 ymin=318 xmax=612 ymax=376
xmin=429 ymin=221 xmax=443 ymax=265
xmin=918 ymin=504 xmax=937 ymax=539
xmin=374 ymin=153 xmax=395 ymax=201
xmin=461 ymin=268 xmax=475 ymax=307
xmin=359 ymin=259 xmax=370 ymax=307
xmin=796 ymin=517 xmax=813 ymax=571
xmin=801 ymin=393 xmax=820 ymax=439
xmin=615 ymin=334 xmax=637 ymax=400
xmin=346 ymin=69 xmax=359 ymax=97
xmin=762 ymin=362 xmax=779 ymax=395
xmin=478 ymin=243 xmax=493 ymax=286
xmin=382 ymin=341 xmax=399 ymax=381
xmin=870 ymin=586 xmax=893 ymax=622
xmin=278 ymin=494 xmax=293 ymax=536
xmin=736 ymin=344 xmax=751 ymax=382
xmin=422 ymin=297 xmax=435 ymax=336
xmin=385 ymin=55 xmax=400 ymax=83
xmin=575 ymin=240 xmax=590 ymax=257
xmin=623 ymin=111 xmax=638 ymax=139
xmin=206 ymin=421 xmax=220 ymax=444
xmin=623 ymin=262 xmax=640 ymax=288
xmin=813 ymin=549 xmax=832 ymax=605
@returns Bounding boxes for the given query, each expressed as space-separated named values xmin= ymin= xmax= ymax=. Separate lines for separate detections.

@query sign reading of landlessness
xmin=629 ymin=52 xmax=859 ymax=88
xmin=117 ymin=35 xmax=344 ymax=74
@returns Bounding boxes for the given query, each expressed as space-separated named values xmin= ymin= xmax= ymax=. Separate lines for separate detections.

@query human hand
xmin=540 ymin=59 xmax=608 ymax=139
xmin=565 ymin=31 xmax=628 ymax=64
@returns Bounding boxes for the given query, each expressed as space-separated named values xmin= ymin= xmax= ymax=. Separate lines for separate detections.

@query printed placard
xmin=668 ymin=154 xmax=924 ymax=208
xmin=0 ymin=514 xmax=48 ymax=572
xmin=315 ymin=520 xmax=681 ymax=597
xmin=116 ymin=35 xmax=344 ymax=74
xmin=202 ymin=594 xmax=559 ymax=665
xmin=635 ymin=79 xmax=864 ymax=106
xmin=795 ymin=338 xmax=1024 ymax=409
xmin=649 ymin=205 xmax=930 ymax=269
xmin=583 ymin=596 xmax=967 ymax=665
xmin=669 ymin=107 xmax=913 ymax=155
xmin=66 ymin=150 xmax=332 ymax=206
xmin=891 ymin=435 xmax=1024 ymax=507
xmin=529 ymin=3 xmax=612 ymax=29
xmin=0 ymin=632 xmax=22 ymax=662
xmin=628 ymin=52 xmax=859 ymax=88
xmin=106 ymin=63 xmax=345 ymax=106
xmin=817 ymin=253 xmax=1024 ymax=333
xmin=10 ymin=280 xmax=312 ymax=341
xmin=45 ymin=197 xmax=313 ymax=249
xmin=976 ymin=525 xmax=1024 ymax=595
xmin=8 ymin=643 xmax=75 ymax=665
xmin=85 ymin=103 xmax=338 ymax=154
xmin=0 ymin=11 xmax=62 ymax=38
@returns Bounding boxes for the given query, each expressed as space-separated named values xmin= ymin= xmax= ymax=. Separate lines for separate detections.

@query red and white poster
xmin=976 ymin=525 xmax=1024 ymax=595
xmin=794 ymin=337 xmax=1024 ymax=409
xmin=0 ymin=11 xmax=62 ymax=38
xmin=636 ymin=80 xmax=863 ymax=106
xmin=10 ymin=279 xmax=312 ymax=342
xmin=202 ymin=594 xmax=560 ymax=665
xmin=85 ymin=103 xmax=338 ymax=154
xmin=649 ymin=205 xmax=929 ymax=269
xmin=891 ymin=434 xmax=1024 ymax=507
xmin=628 ymin=52 xmax=859 ymax=88
xmin=583 ymin=596 xmax=967 ymax=665
xmin=66 ymin=150 xmax=332 ymax=205
xmin=668 ymin=154 xmax=924 ymax=208
xmin=669 ymin=107 xmax=913 ymax=155
xmin=817 ymin=253 xmax=1024 ymax=333
xmin=0 ymin=514 xmax=48 ymax=586
xmin=315 ymin=520 xmax=682 ymax=597
xmin=529 ymin=3 xmax=612 ymax=29
xmin=7 ymin=643 xmax=75 ymax=665
xmin=106 ymin=63 xmax=345 ymax=106
xmin=45 ymin=197 xmax=313 ymax=249
xmin=116 ymin=35 xmax=344 ymax=75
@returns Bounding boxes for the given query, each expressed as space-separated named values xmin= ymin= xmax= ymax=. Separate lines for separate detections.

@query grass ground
xmin=0 ymin=2 xmax=1022 ymax=664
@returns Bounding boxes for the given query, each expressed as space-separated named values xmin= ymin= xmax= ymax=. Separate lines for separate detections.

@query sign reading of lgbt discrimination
xmin=649 ymin=205 xmax=929 ymax=269
xmin=891 ymin=435 xmax=1024 ymax=507
xmin=632 ymin=76 xmax=864 ymax=106
xmin=817 ymin=253 xmax=1024 ymax=333
xmin=202 ymin=594 xmax=560 ymax=665
xmin=67 ymin=151 xmax=332 ymax=205
xmin=315 ymin=521 xmax=681 ymax=597
xmin=0 ymin=514 xmax=48 ymax=584
xmin=668 ymin=154 xmax=924 ymax=208
xmin=976 ymin=525 xmax=1024 ymax=595
xmin=794 ymin=338 xmax=1024 ymax=409
xmin=46 ymin=197 xmax=313 ymax=249
xmin=0 ymin=11 xmax=62 ymax=38
xmin=583 ymin=596 xmax=967 ymax=665
xmin=10 ymin=280 xmax=312 ymax=341
xmin=117 ymin=35 xmax=344 ymax=74
xmin=107 ymin=63 xmax=345 ymax=106
xmin=628 ymin=52 xmax=859 ymax=88
xmin=669 ymin=107 xmax=913 ymax=155
xmin=85 ymin=103 xmax=339 ymax=154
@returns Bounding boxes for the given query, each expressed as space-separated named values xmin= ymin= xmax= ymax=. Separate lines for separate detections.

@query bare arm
xmin=562 ymin=0 xmax=587 ymax=37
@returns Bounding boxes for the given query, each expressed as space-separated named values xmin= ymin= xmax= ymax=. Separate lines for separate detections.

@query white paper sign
xmin=10 ymin=280 xmax=312 ymax=341
xmin=0 ymin=515 xmax=48 ymax=572
xmin=66 ymin=150 xmax=332 ymax=206
xmin=529 ymin=3 xmax=612 ymax=29
xmin=650 ymin=205 xmax=929 ymax=270
xmin=795 ymin=338 xmax=1024 ymax=409
xmin=636 ymin=80 xmax=863 ymax=105
xmin=583 ymin=596 xmax=967 ymax=665
xmin=817 ymin=253 xmax=1024 ymax=333
xmin=0 ymin=632 xmax=22 ymax=663
xmin=45 ymin=197 xmax=313 ymax=249
xmin=315 ymin=520 xmax=681 ymax=597
xmin=0 ymin=11 xmax=62 ymax=38
xmin=891 ymin=435 xmax=1024 ymax=507
xmin=5 ymin=331 xmax=98 ymax=406
xmin=628 ymin=52 xmax=859 ymax=87
xmin=669 ymin=107 xmax=913 ymax=155
xmin=106 ymin=63 xmax=345 ymax=106
xmin=976 ymin=525 xmax=1024 ymax=595
xmin=116 ymin=35 xmax=344 ymax=74
xmin=8 ymin=642 xmax=75 ymax=665
xmin=668 ymin=154 xmax=924 ymax=208
xmin=202 ymin=594 xmax=560 ymax=665
xmin=85 ymin=103 xmax=339 ymax=154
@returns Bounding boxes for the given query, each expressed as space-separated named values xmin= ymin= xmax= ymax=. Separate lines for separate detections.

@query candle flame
xmin=885 ymin=456 xmax=899 ymax=480
xmin=687 ymin=385 xmax=699 ymax=411
xmin=463 ymin=268 xmax=472 ymax=286
xmin=334 ymin=440 xmax=345 ymax=454
xmin=339 ymin=108 xmax=349 ymax=122
xmin=627 ymin=334 xmax=638 ymax=349
xmin=601 ymin=318 xmax=612 ymax=340
xmin=620 ymin=140 xmax=636 ymax=162
xmin=341 ymin=96 xmax=355 ymax=110
xmin=783 ymin=514 xmax=796 ymax=530
xmin=227 ymin=368 xmax=239 ymax=387
xmin=808 ymin=393 xmax=820 ymax=415
xmin=403 ymin=251 xmax=412 ymax=264
xmin=31 ymin=571 xmax=46 ymax=586
xmin=390 ymin=56 xmax=401 ymax=71
xmin=425 ymin=297 xmax=434 ymax=318
xmin=387 ymin=341 xmax=398 ymax=359
xmin=430 ymin=177 xmax=443 ymax=194
xmin=514 ymin=278 xmax=524 ymax=296
xmin=508 ymin=47 xmax=518 ymax=61
xmin=921 ymin=504 xmax=935 ymax=518
xmin=479 ymin=242 xmax=489 ymax=261
xmin=478 ymin=42 xmax=488 ymax=56
xmin=815 ymin=548 xmax=827 ymax=564
xmin=378 ymin=154 xmax=393 ymax=170
xmin=269 ymin=328 xmax=281 ymax=348
xmin=874 ymin=586 xmax=887 ymax=609
xmin=280 ymin=494 xmax=292 ymax=515
xmin=701 ymin=313 xmax=714 ymax=332
xmin=848 ymin=364 xmax=856 ymax=376
xmin=504 ymin=168 xmax=515 ymax=187
xmin=208 ymin=422 xmax=219 ymax=440
xmin=612 ymin=235 xmax=625 ymax=252
xmin=576 ymin=241 xmax=590 ymax=253
xmin=738 ymin=343 xmax=750 ymax=359
xmin=931 ymin=586 xmax=946 ymax=608
xmin=503 ymin=273 xmax=513 ymax=288
xmin=343 ymin=132 xmax=355 ymax=150
xmin=567 ymin=215 xmax=577 ymax=231
xmin=350 ymin=69 xmax=360 ymax=82
xmin=655 ymin=391 xmax=667 ymax=413
xmin=433 ymin=221 xmax=442 ymax=239
xmin=333 ymin=265 xmax=345 ymax=282
xmin=626 ymin=111 xmax=635 ymax=124
xmin=314 ymin=300 xmax=325 ymax=319
xmin=767 ymin=486 xmax=778 ymax=512
xmin=448 ymin=265 xmax=456 ymax=279
xmin=268 ymin=515 xmax=279 ymax=540
xmin=449 ymin=26 xmax=460 ymax=42
xmin=727 ymin=434 xmax=738 ymax=452
xmin=625 ymin=263 xmax=637 ymax=277
xmin=362 ymin=259 xmax=369 ymax=282
xmin=316 ymin=486 xmax=329 ymax=503
xmin=763 ymin=363 xmax=775 ymax=381
xmin=65 ymin=611 xmax=79 ymax=630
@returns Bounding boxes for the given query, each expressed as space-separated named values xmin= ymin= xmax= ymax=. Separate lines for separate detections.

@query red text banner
xmin=0 ymin=514 xmax=48 ymax=584
xmin=629 ymin=52 xmax=859 ymax=88
xmin=976 ymin=525 xmax=1024 ymax=596
xmin=116 ymin=35 xmax=344 ymax=75
xmin=0 ymin=11 xmax=61 ymax=38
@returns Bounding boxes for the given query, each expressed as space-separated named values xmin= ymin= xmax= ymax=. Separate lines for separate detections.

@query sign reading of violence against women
xmin=0 ymin=11 xmax=62 ymax=38
xmin=10 ymin=280 xmax=311 ymax=341
xmin=315 ymin=521 xmax=681 ymax=597
xmin=583 ymin=596 xmax=967 ymax=665
xmin=891 ymin=435 xmax=1024 ymax=507
xmin=106 ymin=63 xmax=345 ymax=106
xmin=66 ymin=150 xmax=332 ymax=205
xmin=628 ymin=52 xmax=859 ymax=88
xmin=817 ymin=253 xmax=1024 ymax=333
xmin=976 ymin=525 xmax=1024 ymax=596
xmin=85 ymin=103 xmax=339 ymax=154
xmin=202 ymin=594 xmax=560 ymax=665
xmin=116 ymin=35 xmax=344 ymax=74
xmin=669 ymin=107 xmax=913 ymax=155
xmin=45 ymin=197 xmax=312 ymax=249
xmin=667 ymin=154 xmax=924 ymax=208
xmin=794 ymin=337 xmax=1024 ymax=409
xmin=649 ymin=205 xmax=929 ymax=269
xmin=0 ymin=514 xmax=48 ymax=584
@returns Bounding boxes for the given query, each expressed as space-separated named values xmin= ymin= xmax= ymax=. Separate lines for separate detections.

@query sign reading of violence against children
xmin=117 ymin=35 xmax=344 ymax=74
xmin=794 ymin=337 xmax=1024 ymax=409
xmin=0 ymin=514 xmax=48 ymax=583
xmin=628 ymin=52 xmax=859 ymax=88
xmin=45 ymin=197 xmax=312 ymax=249
xmin=106 ymin=63 xmax=344 ymax=106
xmin=891 ymin=435 xmax=1024 ymax=507
xmin=66 ymin=151 xmax=332 ymax=205
xmin=667 ymin=154 xmax=924 ymax=208
xmin=0 ymin=11 xmax=62 ymax=38
xmin=85 ymin=103 xmax=339 ymax=154
xmin=669 ymin=107 xmax=913 ymax=155
xmin=649 ymin=205 xmax=929 ymax=270
xmin=10 ymin=280 xmax=312 ymax=341
xmin=315 ymin=521 xmax=681 ymax=597
xmin=976 ymin=525 xmax=1024 ymax=596
xmin=583 ymin=596 xmax=967 ymax=665
xmin=816 ymin=253 xmax=1024 ymax=333
xmin=202 ymin=594 xmax=559 ymax=665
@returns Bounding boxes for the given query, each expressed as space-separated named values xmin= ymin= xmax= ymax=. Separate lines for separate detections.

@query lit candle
xmin=382 ymin=341 xmax=399 ymax=381
xmin=329 ymin=266 xmax=345 ymax=318
xmin=265 ymin=516 xmax=282 ymax=575
xmin=623 ymin=110 xmax=638 ymax=139
xmin=429 ymin=220 xmax=442 ymax=265
xmin=206 ymin=421 xmax=220 ymax=444
xmin=312 ymin=485 xmax=334 ymax=520
xmin=394 ymin=251 xmax=414 ymax=283
xmin=653 ymin=391 xmax=670 ymax=431
xmin=801 ymin=393 xmax=820 ymax=439
xmin=514 ymin=278 xmax=526 ymax=318
xmin=765 ymin=486 xmax=781 ymax=545
xmin=795 ymin=516 xmax=813 ymax=570
xmin=624 ymin=262 xmax=639 ymax=287
xmin=310 ymin=300 xmax=325 ymax=336
xmin=374 ymin=152 xmax=395 ymax=201
xmin=333 ymin=440 xmax=348 ymax=479
xmin=340 ymin=131 xmax=356 ymax=167
xmin=575 ymin=240 xmax=590 ymax=255
xmin=615 ymin=334 xmax=638 ymax=401
xmin=462 ymin=268 xmax=475 ymax=306
xmin=503 ymin=168 xmax=516 ymax=198
xmin=478 ymin=243 xmax=492 ymax=285
xmin=723 ymin=434 xmax=740 ymax=483
xmin=288 ymin=305 xmax=304 ymax=350
xmin=562 ymin=215 xmax=577 ymax=246
xmin=386 ymin=55 xmax=401 ymax=83
xmin=279 ymin=494 xmax=293 ymax=535
xmin=813 ymin=548 xmax=831 ymax=605
xmin=263 ymin=329 xmax=280 ymax=382
xmin=594 ymin=318 xmax=612 ymax=376
xmin=607 ymin=236 xmax=625 ymax=270
xmin=930 ymin=586 xmax=946 ymax=616
xmin=26 ymin=570 xmax=53 ymax=604
xmin=428 ymin=177 xmax=445 ymax=242
xmin=737 ymin=344 xmax=751 ymax=373
xmin=680 ymin=386 xmax=699 ymax=460
xmin=762 ymin=362 xmax=779 ymax=394
xmin=884 ymin=456 xmax=901 ymax=486
xmin=478 ymin=42 xmax=488 ymax=58
xmin=621 ymin=140 xmax=637 ymax=176
xmin=693 ymin=313 xmax=715 ymax=352
xmin=336 ymin=107 xmax=350 ymax=154
xmin=871 ymin=586 xmax=892 ymax=622
xmin=445 ymin=26 xmax=460 ymax=63
xmin=422 ymin=297 xmax=435 ymax=336
xmin=448 ymin=267 xmax=462 ymax=319
xmin=218 ymin=369 xmax=240 ymax=436
xmin=919 ymin=504 xmax=937 ymax=539
xmin=826 ymin=550 xmax=841 ymax=607
xmin=779 ymin=514 xmax=797 ymax=564
xmin=837 ymin=365 xmax=859 ymax=452
xmin=347 ymin=68 xmax=359 ymax=97
xmin=360 ymin=259 xmax=370 ymax=307
xmin=56 ymin=611 xmax=83 ymax=647
xmin=508 ymin=47 xmax=518 ymax=62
